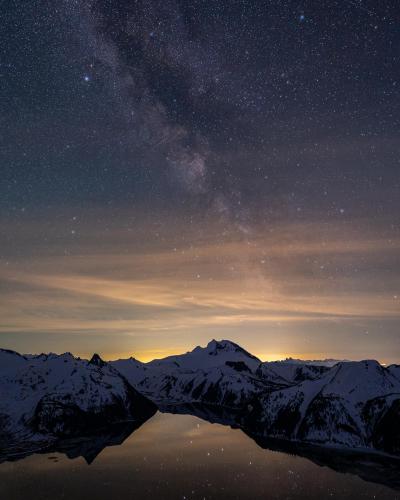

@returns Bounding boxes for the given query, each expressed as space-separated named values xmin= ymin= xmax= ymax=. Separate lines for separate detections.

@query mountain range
xmin=1 ymin=340 xmax=399 ymax=457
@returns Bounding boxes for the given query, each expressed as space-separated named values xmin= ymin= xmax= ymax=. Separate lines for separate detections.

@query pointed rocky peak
xmin=89 ymin=353 xmax=106 ymax=367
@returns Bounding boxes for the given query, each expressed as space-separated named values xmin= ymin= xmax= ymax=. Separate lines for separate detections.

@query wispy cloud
xmin=1 ymin=217 xmax=399 ymax=362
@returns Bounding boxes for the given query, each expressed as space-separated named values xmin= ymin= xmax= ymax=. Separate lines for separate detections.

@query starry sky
xmin=1 ymin=0 xmax=399 ymax=363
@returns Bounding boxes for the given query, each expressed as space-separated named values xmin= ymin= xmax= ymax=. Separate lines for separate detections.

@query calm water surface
xmin=0 ymin=412 xmax=398 ymax=500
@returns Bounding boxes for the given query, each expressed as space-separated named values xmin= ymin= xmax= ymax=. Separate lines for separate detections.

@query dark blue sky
xmin=1 ymin=0 xmax=399 ymax=361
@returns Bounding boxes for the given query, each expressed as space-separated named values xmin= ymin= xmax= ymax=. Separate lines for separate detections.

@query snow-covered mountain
xmin=244 ymin=359 xmax=400 ymax=454
xmin=112 ymin=339 xmax=260 ymax=379
xmin=111 ymin=340 xmax=341 ymax=406
xmin=1 ymin=341 xmax=399 ymax=457
xmin=111 ymin=341 xmax=400 ymax=454
xmin=148 ymin=339 xmax=262 ymax=372
xmin=0 ymin=348 xmax=156 ymax=449
xmin=111 ymin=340 xmax=286 ymax=407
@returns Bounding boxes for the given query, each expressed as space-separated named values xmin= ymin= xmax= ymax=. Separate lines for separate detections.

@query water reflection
xmin=0 ymin=419 xmax=148 ymax=465
xmin=0 ymin=409 xmax=399 ymax=500
xmin=162 ymin=403 xmax=400 ymax=492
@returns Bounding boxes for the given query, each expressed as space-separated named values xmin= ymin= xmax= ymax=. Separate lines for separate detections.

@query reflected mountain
xmin=247 ymin=432 xmax=400 ymax=492
xmin=160 ymin=403 xmax=400 ymax=492
xmin=1 ymin=404 xmax=400 ymax=491
xmin=1 ymin=342 xmax=400 ymax=493
xmin=0 ymin=417 xmax=151 ymax=465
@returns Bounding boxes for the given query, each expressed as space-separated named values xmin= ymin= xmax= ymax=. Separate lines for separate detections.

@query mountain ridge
xmin=1 ymin=341 xmax=399 ymax=456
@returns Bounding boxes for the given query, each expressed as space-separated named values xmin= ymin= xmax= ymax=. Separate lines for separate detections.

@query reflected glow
xmin=0 ymin=412 xmax=396 ymax=499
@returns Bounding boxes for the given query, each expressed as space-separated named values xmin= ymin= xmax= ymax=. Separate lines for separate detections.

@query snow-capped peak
xmin=204 ymin=339 xmax=259 ymax=358
xmin=2 ymin=342 xmax=400 ymax=458
xmin=146 ymin=339 xmax=261 ymax=373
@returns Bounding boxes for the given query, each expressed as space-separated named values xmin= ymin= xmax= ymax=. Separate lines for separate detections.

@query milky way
xmin=1 ymin=1 xmax=399 ymax=361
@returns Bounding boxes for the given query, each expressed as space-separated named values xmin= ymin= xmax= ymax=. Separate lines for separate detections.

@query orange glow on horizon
xmin=1 ymin=217 xmax=399 ymax=365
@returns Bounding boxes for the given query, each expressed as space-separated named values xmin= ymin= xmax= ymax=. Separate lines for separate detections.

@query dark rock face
xmin=269 ymin=401 xmax=303 ymax=437
xmin=31 ymin=398 xmax=96 ymax=437
xmin=122 ymin=380 xmax=159 ymax=420
xmin=30 ymin=385 xmax=157 ymax=438
xmin=297 ymin=396 xmax=363 ymax=445
xmin=191 ymin=380 xmax=208 ymax=400
xmin=369 ymin=398 xmax=400 ymax=454
xmin=292 ymin=365 xmax=329 ymax=382
xmin=89 ymin=353 xmax=107 ymax=368
xmin=225 ymin=361 xmax=251 ymax=373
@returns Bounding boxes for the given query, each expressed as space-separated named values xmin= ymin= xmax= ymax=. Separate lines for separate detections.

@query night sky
xmin=1 ymin=0 xmax=399 ymax=362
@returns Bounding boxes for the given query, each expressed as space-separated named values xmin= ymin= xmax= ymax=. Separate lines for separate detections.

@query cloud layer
xmin=1 ymin=212 xmax=399 ymax=362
